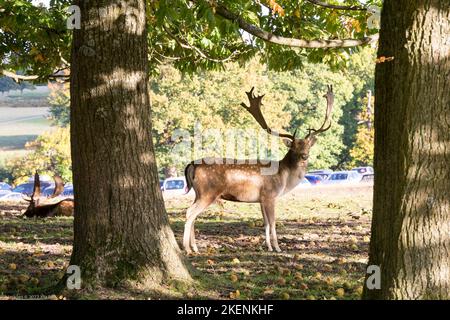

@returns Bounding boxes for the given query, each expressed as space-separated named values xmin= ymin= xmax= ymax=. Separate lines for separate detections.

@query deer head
xmin=241 ymin=85 xmax=334 ymax=165
xmin=23 ymin=172 xmax=65 ymax=218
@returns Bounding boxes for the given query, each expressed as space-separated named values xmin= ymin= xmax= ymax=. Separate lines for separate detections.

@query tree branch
xmin=163 ymin=25 xmax=250 ymax=63
xmin=305 ymin=0 xmax=367 ymax=11
xmin=213 ymin=2 xmax=378 ymax=48
xmin=1 ymin=70 xmax=39 ymax=82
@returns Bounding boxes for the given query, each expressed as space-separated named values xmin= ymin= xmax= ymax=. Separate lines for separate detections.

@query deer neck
xmin=279 ymin=150 xmax=308 ymax=193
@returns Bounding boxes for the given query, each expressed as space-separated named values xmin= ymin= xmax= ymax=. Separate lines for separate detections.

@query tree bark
xmin=364 ymin=0 xmax=450 ymax=299
xmin=69 ymin=0 xmax=191 ymax=288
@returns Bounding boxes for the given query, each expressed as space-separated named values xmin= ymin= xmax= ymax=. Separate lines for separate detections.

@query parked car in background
xmin=0 ymin=182 xmax=12 ymax=191
xmin=351 ymin=166 xmax=374 ymax=175
xmin=0 ymin=190 xmax=12 ymax=197
xmin=27 ymin=175 xmax=53 ymax=183
xmin=307 ymin=169 xmax=333 ymax=180
xmin=295 ymin=178 xmax=312 ymax=188
xmin=0 ymin=182 xmax=12 ymax=197
xmin=13 ymin=182 xmax=51 ymax=195
xmin=323 ymin=171 xmax=362 ymax=184
xmin=304 ymin=174 xmax=323 ymax=185
xmin=162 ymin=177 xmax=190 ymax=197
xmin=0 ymin=192 xmax=24 ymax=201
xmin=42 ymin=183 xmax=74 ymax=197
xmin=159 ymin=180 xmax=164 ymax=190
xmin=360 ymin=173 xmax=374 ymax=183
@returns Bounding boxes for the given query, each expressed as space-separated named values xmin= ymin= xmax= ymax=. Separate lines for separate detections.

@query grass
xmin=0 ymin=184 xmax=373 ymax=300
xmin=5 ymin=90 xmax=49 ymax=100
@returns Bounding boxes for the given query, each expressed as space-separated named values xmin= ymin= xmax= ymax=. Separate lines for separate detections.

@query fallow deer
xmin=183 ymin=85 xmax=334 ymax=253
xmin=23 ymin=172 xmax=74 ymax=218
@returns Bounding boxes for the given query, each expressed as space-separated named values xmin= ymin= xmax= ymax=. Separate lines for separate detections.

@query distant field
xmin=0 ymin=87 xmax=53 ymax=168
xmin=0 ymin=86 xmax=50 ymax=108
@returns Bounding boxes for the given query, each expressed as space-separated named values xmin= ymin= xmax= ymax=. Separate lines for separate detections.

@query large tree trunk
xmin=364 ymin=0 xmax=450 ymax=299
xmin=69 ymin=0 xmax=191 ymax=288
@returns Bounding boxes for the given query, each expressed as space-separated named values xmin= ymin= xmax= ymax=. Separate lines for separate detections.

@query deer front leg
xmin=260 ymin=203 xmax=273 ymax=252
xmin=263 ymin=199 xmax=281 ymax=253
xmin=183 ymin=198 xmax=213 ymax=254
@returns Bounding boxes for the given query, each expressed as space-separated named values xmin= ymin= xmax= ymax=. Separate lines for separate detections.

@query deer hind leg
xmin=190 ymin=223 xmax=198 ymax=253
xmin=260 ymin=203 xmax=273 ymax=252
xmin=263 ymin=200 xmax=281 ymax=253
xmin=183 ymin=197 xmax=215 ymax=254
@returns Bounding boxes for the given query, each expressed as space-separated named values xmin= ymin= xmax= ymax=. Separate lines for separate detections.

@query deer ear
xmin=282 ymin=138 xmax=292 ymax=148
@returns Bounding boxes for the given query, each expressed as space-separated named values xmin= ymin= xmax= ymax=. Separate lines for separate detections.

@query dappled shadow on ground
xmin=0 ymin=197 xmax=371 ymax=300
xmin=169 ymin=204 xmax=371 ymax=300
xmin=0 ymin=203 xmax=72 ymax=297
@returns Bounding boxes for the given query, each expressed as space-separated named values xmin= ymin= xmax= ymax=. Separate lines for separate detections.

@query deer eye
xmin=301 ymin=154 xmax=309 ymax=160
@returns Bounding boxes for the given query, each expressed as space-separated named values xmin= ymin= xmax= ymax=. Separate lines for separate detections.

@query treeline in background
xmin=0 ymin=47 xmax=375 ymax=185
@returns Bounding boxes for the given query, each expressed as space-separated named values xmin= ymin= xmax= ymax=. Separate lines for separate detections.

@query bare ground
xmin=0 ymin=184 xmax=373 ymax=300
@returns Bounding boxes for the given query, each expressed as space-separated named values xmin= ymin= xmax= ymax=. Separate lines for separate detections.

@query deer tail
xmin=184 ymin=162 xmax=195 ymax=194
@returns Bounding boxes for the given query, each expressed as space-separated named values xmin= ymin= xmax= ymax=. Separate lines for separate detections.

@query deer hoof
xmin=192 ymin=245 xmax=199 ymax=253
xmin=275 ymin=247 xmax=282 ymax=253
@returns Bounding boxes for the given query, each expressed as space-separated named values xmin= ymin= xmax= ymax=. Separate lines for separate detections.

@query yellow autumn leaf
xmin=229 ymin=289 xmax=240 ymax=299
xmin=276 ymin=277 xmax=287 ymax=286
xmin=375 ymin=56 xmax=394 ymax=63
xmin=352 ymin=19 xmax=362 ymax=32
xmin=323 ymin=264 xmax=333 ymax=272
xmin=325 ymin=277 xmax=334 ymax=285
xmin=336 ymin=288 xmax=345 ymax=297
xmin=263 ymin=288 xmax=274 ymax=295
xmin=355 ymin=286 xmax=364 ymax=295
xmin=281 ymin=292 xmax=290 ymax=299
xmin=299 ymin=283 xmax=308 ymax=290
xmin=18 ymin=274 xmax=30 ymax=283
xmin=265 ymin=0 xmax=285 ymax=17
xmin=294 ymin=263 xmax=304 ymax=270
xmin=34 ymin=53 xmax=46 ymax=63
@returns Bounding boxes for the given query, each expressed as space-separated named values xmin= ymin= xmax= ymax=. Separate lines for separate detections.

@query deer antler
xmin=24 ymin=171 xmax=41 ymax=206
xmin=48 ymin=175 xmax=65 ymax=199
xmin=306 ymin=85 xmax=334 ymax=139
xmin=31 ymin=171 xmax=41 ymax=200
xmin=241 ymin=87 xmax=295 ymax=140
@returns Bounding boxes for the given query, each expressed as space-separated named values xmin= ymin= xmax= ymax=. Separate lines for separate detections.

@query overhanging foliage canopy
xmin=0 ymin=0 xmax=380 ymax=78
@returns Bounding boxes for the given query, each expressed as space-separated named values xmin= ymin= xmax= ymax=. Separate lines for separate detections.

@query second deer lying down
xmin=23 ymin=173 xmax=74 ymax=218
xmin=183 ymin=86 xmax=334 ymax=253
